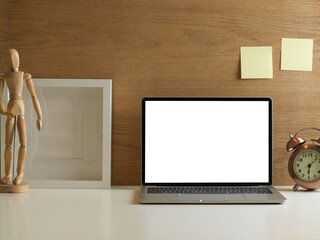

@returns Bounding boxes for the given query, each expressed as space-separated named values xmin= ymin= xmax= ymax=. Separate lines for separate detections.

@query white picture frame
xmin=1 ymin=79 xmax=112 ymax=188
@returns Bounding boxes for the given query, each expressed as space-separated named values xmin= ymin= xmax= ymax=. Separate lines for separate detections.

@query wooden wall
xmin=0 ymin=0 xmax=320 ymax=185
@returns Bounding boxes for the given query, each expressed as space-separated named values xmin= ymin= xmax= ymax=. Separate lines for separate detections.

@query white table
xmin=0 ymin=186 xmax=319 ymax=240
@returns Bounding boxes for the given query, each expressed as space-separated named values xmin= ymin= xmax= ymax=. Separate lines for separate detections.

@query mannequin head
xmin=5 ymin=49 xmax=19 ymax=72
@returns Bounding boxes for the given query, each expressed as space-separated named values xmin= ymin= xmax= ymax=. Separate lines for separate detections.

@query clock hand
xmin=310 ymin=158 xmax=318 ymax=166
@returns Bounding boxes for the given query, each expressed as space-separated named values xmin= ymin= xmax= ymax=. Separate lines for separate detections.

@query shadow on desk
xmin=277 ymin=187 xmax=320 ymax=193
xmin=133 ymin=189 xmax=141 ymax=205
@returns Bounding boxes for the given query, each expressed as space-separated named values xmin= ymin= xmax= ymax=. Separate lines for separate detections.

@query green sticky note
xmin=281 ymin=38 xmax=313 ymax=71
xmin=240 ymin=46 xmax=273 ymax=79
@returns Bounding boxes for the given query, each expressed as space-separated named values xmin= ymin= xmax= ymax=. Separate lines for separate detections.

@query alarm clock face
xmin=294 ymin=149 xmax=320 ymax=182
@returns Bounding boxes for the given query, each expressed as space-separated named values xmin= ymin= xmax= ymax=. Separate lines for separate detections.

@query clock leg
xmin=293 ymin=184 xmax=299 ymax=191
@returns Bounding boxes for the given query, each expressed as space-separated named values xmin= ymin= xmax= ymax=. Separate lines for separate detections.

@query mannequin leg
xmin=13 ymin=116 xmax=26 ymax=185
xmin=1 ymin=117 xmax=15 ymax=184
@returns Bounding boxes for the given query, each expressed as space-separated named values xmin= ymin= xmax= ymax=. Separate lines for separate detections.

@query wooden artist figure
xmin=0 ymin=49 xmax=42 ymax=186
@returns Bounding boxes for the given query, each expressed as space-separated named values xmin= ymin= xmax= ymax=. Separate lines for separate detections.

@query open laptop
xmin=139 ymin=97 xmax=286 ymax=204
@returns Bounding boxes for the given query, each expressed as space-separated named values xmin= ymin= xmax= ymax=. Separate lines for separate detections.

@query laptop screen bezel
xmin=142 ymin=97 xmax=273 ymax=186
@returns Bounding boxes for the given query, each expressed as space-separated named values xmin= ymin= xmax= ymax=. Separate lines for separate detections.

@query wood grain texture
xmin=0 ymin=0 xmax=320 ymax=185
xmin=0 ymin=182 xmax=29 ymax=193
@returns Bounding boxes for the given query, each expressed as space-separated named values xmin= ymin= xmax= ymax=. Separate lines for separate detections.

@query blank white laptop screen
xmin=144 ymin=99 xmax=271 ymax=184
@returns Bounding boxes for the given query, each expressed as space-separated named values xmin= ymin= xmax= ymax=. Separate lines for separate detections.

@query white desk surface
xmin=0 ymin=186 xmax=319 ymax=240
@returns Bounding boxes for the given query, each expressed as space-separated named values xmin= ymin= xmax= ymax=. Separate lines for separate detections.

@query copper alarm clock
xmin=286 ymin=127 xmax=320 ymax=191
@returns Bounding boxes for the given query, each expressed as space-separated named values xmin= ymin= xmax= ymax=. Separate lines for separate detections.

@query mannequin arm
xmin=0 ymin=73 xmax=5 ymax=114
xmin=24 ymin=73 xmax=42 ymax=130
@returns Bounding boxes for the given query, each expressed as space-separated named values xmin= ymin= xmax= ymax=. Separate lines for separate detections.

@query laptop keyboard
xmin=147 ymin=186 xmax=272 ymax=194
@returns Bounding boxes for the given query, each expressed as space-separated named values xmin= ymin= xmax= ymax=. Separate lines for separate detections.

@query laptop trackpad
xmin=179 ymin=194 xmax=245 ymax=201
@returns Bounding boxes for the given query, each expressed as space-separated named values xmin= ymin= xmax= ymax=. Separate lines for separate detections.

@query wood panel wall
xmin=0 ymin=0 xmax=320 ymax=185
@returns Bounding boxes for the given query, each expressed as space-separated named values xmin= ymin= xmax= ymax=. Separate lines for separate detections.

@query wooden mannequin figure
xmin=0 ymin=49 xmax=42 ymax=191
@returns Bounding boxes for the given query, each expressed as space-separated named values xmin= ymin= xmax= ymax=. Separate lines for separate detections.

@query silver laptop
xmin=139 ymin=97 xmax=286 ymax=204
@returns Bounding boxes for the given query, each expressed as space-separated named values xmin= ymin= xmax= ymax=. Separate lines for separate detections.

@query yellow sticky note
xmin=240 ymin=46 xmax=273 ymax=79
xmin=281 ymin=38 xmax=313 ymax=71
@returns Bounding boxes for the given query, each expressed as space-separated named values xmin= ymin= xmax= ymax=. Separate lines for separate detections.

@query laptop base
xmin=140 ymin=186 xmax=286 ymax=204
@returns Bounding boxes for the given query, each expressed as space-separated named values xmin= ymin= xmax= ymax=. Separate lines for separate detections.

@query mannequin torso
xmin=5 ymin=71 xmax=25 ymax=116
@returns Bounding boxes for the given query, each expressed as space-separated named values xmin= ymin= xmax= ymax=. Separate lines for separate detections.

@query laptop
xmin=139 ymin=97 xmax=286 ymax=204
